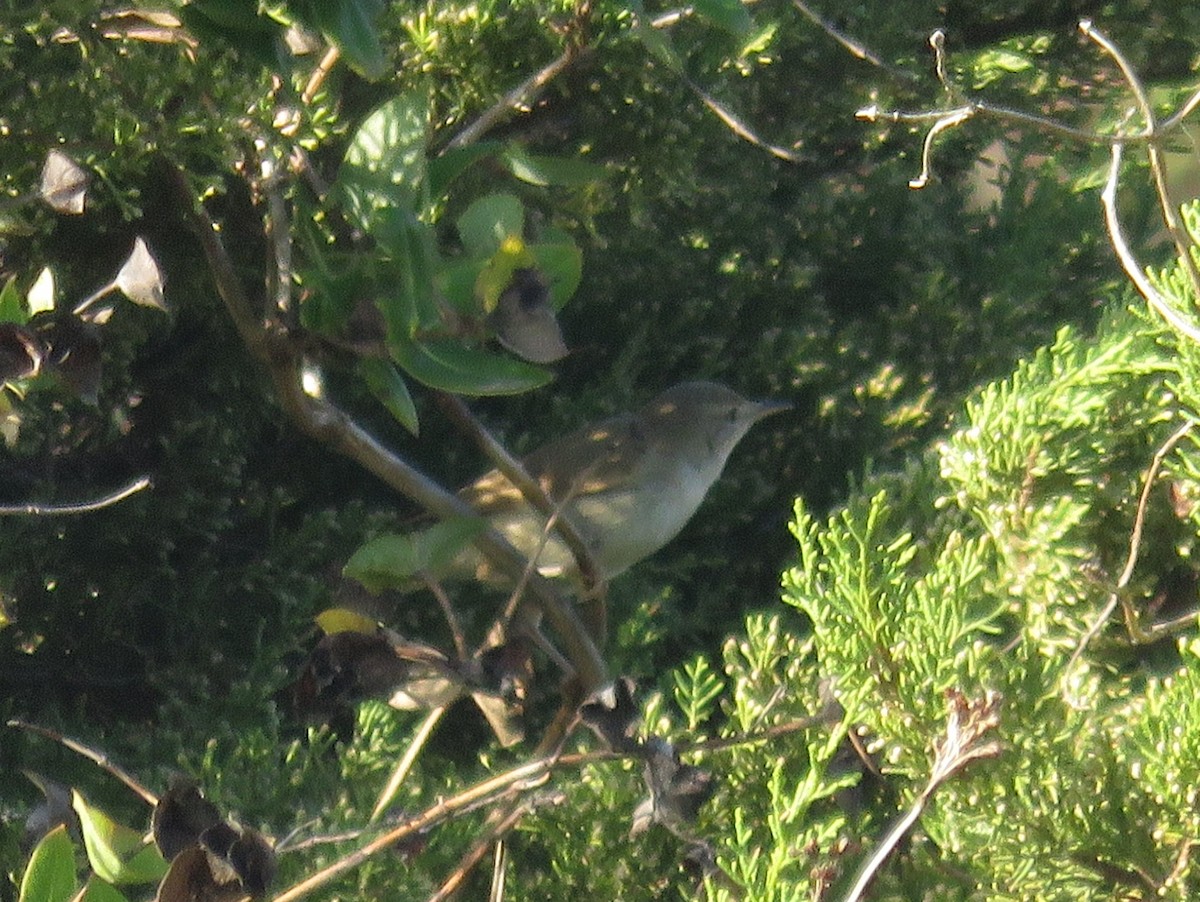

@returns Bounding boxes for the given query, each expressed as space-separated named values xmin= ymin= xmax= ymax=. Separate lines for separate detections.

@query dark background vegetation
xmin=2 ymin=0 xmax=1199 ymax=898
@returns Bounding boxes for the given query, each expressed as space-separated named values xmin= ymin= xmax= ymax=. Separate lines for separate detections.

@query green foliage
xmin=5 ymin=0 xmax=1200 ymax=900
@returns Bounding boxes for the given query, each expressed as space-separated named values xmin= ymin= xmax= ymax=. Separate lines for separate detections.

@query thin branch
xmin=842 ymin=691 xmax=1002 ymax=902
xmin=1066 ymin=419 xmax=1194 ymax=674
xmin=422 ymin=574 xmax=469 ymax=660
xmin=7 ymin=719 xmax=159 ymax=806
xmin=271 ymin=756 xmax=557 ymax=902
xmin=428 ymin=796 xmax=553 ymax=902
xmin=684 ymin=75 xmax=804 ymax=163
xmin=444 ymin=47 xmax=579 ymax=151
xmin=1100 ymin=144 xmax=1200 ymax=344
xmin=371 ymin=707 xmax=447 ymax=823
xmin=1080 ymin=20 xmax=1200 ymax=309
xmin=434 ymin=391 xmax=603 ymax=593
xmin=0 ymin=475 xmax=152 ymax=516
xmin=791 ymin=0 xmax=918 ymax=81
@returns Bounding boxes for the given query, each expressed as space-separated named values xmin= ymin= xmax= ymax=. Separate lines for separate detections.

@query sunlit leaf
xmin=344 ymin=519 xmax=487 ymax=592
xmin=341 ymin=91 xmax=429 ymax=232
xmin=315 ymin=607 xmax=379 ymax=636
xmin=474 ymin=235 xmax=534 ymax=313
xmin=115 ymin=238 xmax=167 ymax=311
xmin=692 ymin=0 xmax=753 ymax=37
xmin=78 ymin=877 xmax=132 ymax=902
xmin=455 ymin=193 xmax=524 ymax=259
xmin=389 ymin=332 xmax=552 ymax=395
xmin=0 ymin=276 xmax=25 ymax=324
xmin=40 ymin=150 xmax=88 ymax=215
xmin=359 ymin=357 xmax=419 ymax=434
xmin=499 ymin=147 xmax=607 ymax=187
xmin=18 ymin=825 xmax=76 ymax=902
xmin=28 ymin=268 xmax=55 ymax=315
xmin=72 ymin=791 xmax=168 ymax=886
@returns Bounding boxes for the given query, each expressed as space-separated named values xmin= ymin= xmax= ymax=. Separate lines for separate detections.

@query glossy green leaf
xmin=19 ymin=825 xmax=76 ymax=902
xmin=529 ymin=242 xmax=583 ymax=311
xmin=77 ymin=878 xmax=131 ymax=902
xmin=455 ymin=193 xmax=524 ymax=258
xmin=389 ymin=332 xmax=552 ymax=396
xmin=344 ymin=519 xmax=487 ymax=591
xmin=428 ymin=143 xmax=499 ymax=201
xmin=499 ymin=147 xmax=607 ymax=187
xmin=72 ymin=791 xmax=168 ymax=886
xmin=373 ymin=208 xmax=439 ymax=332
xmin=294 ymin=0 xmax=386 ymax=80
xmin=341 ymin=91 xmax=429 ymax=232
xmin=626 ymin=0 xmax=682 ymax=70
xmin=692 ymin=0 xmax=753 ymax=37
xmin=359 ymin=358 xmax=419 ymax=435
xmin=177 ymin=0 xmax=283 ymax=70
xmin=435 ymin=259 xmax=480 ymax=316
xmin=0 ymin=275 xmax=25 ymax=324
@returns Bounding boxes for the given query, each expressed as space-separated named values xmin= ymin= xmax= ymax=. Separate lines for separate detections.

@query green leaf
xmin=389 ymin=332 xmax=553 ymax=396
xmin=455 ymin=193 xmax=524 ymax=258
xmin=428 ymin=143 xmax=499 ymax=201
xmin=359 ymin=358 xmax=419 ymax=435
xmin=499 ymin=147 xmax=607 ymax=188
xmin=177 ymin=0 xmax=283 ymax=70
xmin=19 ymin=825 xmax=77 ymax=902
xmin=373 ymin=208 xmax=439 ymax=331
xmin=340 ymin=90 xmax=430 ymax=232
xmin=294 ymin=0 xmax=387 ymax=80
xmin=0 ymin=275 xmax=26 ymax=324
xmin=692 ymin=0 xmax=753 ymax=37
xmin=77 ymin=878 xmax=131 ymax=902
xmin=436 ymin=258 xmax=481 ymax=316
xmin=529 ymin=242 xmax=583 ymax=311
xmin=625 ymin=0 xmax=682 ymax=71
xmin=344 ymin=519 xmax=488 ymax=591
xmin=71 ymin=792 xmax=168 ymax=886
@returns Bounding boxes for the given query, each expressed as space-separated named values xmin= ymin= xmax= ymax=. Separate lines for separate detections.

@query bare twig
xmin=271 ymin=755 xmax=558 ymax=902
xmin=791 ymin=0 xmax=918 ymax=81
xmin=1100 ymin=144 xmax=1200 ymax=344
xmin=1080 ymin=20 xmax=1200 ymax=307
xmin=371 ymin=707 xmax=447 ymax=823
xmin=7 ymin=719 xmax=160 ymax=806
xmin=428 ymin=795 xmax=557 ymax=902
xmin=422 ymin=574 xmax=469 ymax=660
xmin=444 ymin=48 xmax=579 ymax=151
xmin=683 ymin=76 xmax=804 ymax=163
xmin=0 ymin=475 xmax=152 ymax=516
xmin=842 ymin=691 xmax=1002 ymax=902
xmin=302 ymin=45 xmax=341 ymax=106
xmin=1067 ymin=419 xmax=1194 ymax=673
xmin=260 ymin=149 xmax=295 ymax=324
xmin=434 ymin=391 xmax=603 ymax=594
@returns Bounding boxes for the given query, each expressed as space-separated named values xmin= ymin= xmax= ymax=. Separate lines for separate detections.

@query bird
xmin=456 ymin=381 xmax=790 ymax=585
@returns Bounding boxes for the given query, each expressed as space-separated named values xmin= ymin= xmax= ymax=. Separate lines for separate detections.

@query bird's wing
xmin=462 ymin=412 xmax=646 ymax=514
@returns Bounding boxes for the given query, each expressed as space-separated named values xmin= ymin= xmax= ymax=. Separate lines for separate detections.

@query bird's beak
xmin=751 ymin=398 xmax=793 ymax=421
